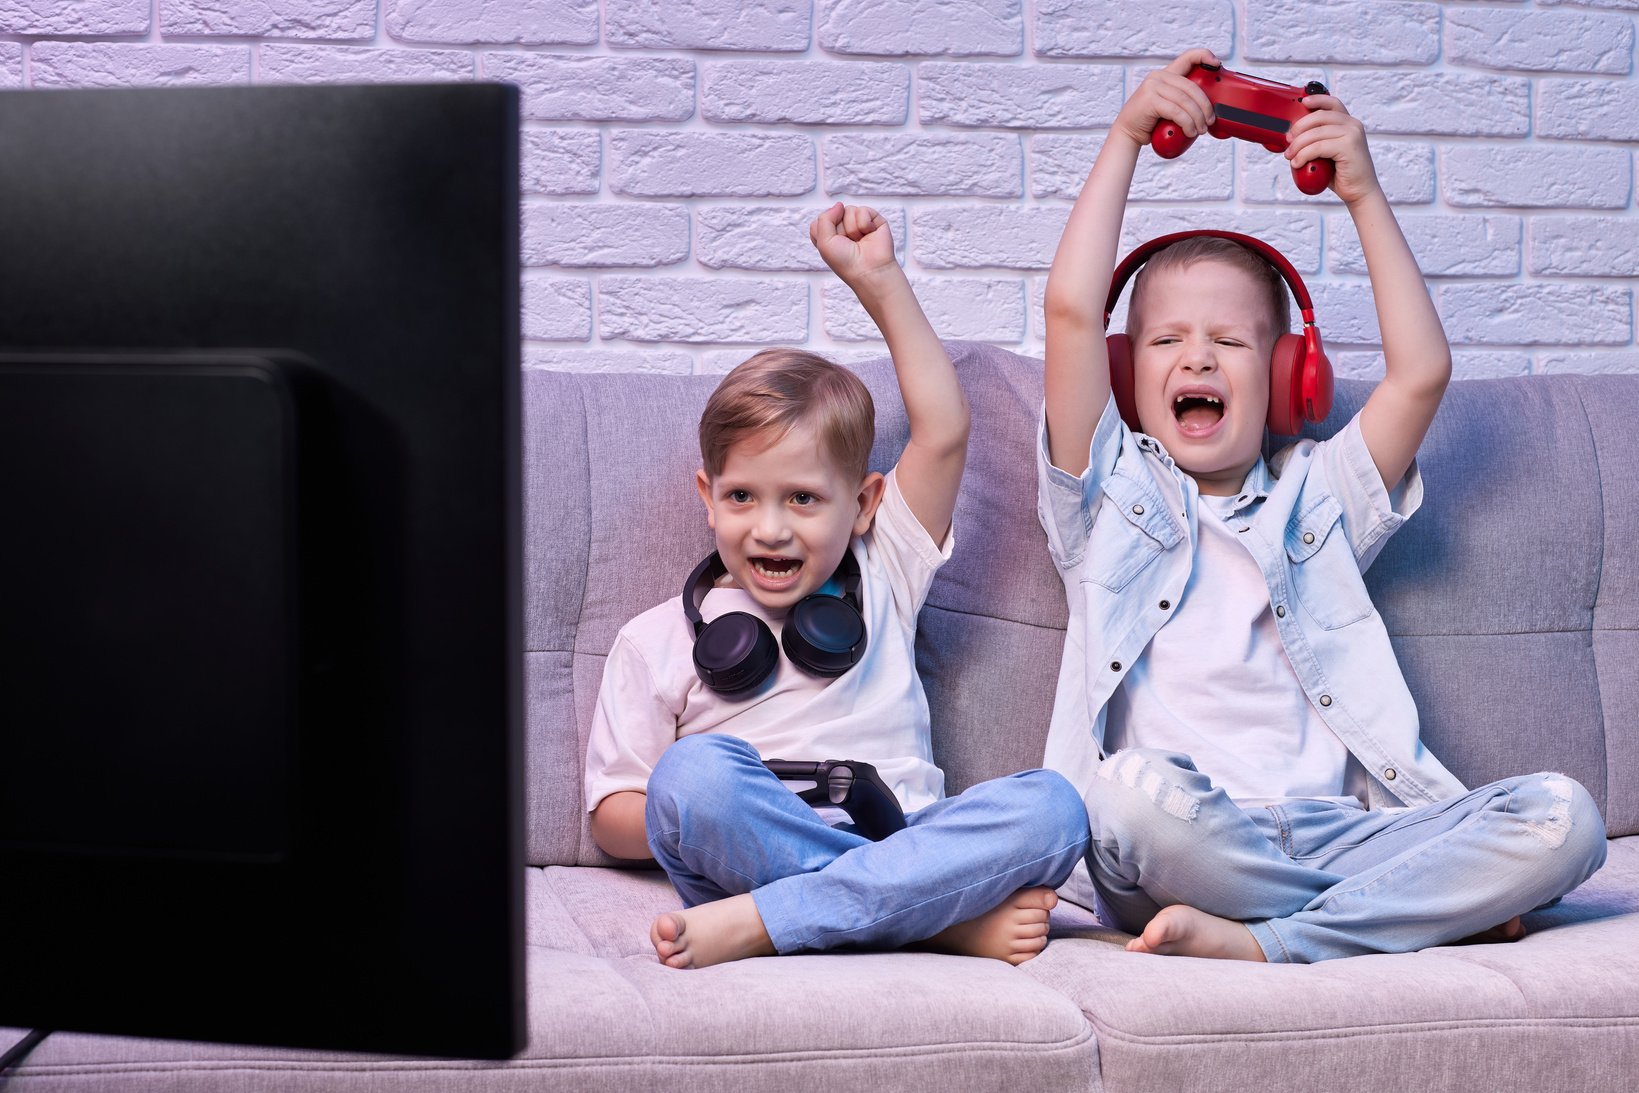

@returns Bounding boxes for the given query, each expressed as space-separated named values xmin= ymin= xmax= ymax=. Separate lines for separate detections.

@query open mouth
xmin=750 ymin=557 xmax=802 ymax=581
xmin=1173 ymin=392 xmax=1225 ymax=435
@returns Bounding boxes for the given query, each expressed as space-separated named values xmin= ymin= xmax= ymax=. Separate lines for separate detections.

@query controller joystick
xmin=1151 ymin=64 xmax=1335 ymax=196
xmin=764 ymin=758 xmax=907 ymax=841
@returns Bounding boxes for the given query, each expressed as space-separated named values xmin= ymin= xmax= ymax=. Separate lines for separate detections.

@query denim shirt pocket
xmin=1285 ymin=495 xmax=1374 ymax=629
xmin=1081 ymin=473 xmax=1180 ymax=592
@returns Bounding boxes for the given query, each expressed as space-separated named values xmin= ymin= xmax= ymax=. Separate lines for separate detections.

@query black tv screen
xmin=0 ymin=83 xmax=524 ymax=1059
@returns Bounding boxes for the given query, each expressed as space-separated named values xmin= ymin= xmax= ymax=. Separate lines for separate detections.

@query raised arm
xmin=811 ymin=203 xmax=968 ymax=544
xmin=1043 ymin=48 xmax=1219 ymax=476
xmin=1288 ymin=95 xmax=1450 ymax=490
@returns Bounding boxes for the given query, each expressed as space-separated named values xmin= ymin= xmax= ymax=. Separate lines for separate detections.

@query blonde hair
xmin=699 ymin=349 xmax=875 ymax=480
xmin=1125 ymin=236 xmax=1291 ymax=344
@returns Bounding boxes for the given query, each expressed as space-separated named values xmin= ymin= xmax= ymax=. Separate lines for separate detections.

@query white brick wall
xmin=3 ymin=1 xmax=1635 ymax=377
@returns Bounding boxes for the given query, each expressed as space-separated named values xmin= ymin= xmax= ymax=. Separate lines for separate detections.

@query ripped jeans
xmin=1084 ymin=749 xmax=1608 ymax=963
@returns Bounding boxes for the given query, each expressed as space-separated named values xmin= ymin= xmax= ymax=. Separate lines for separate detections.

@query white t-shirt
xmin=584 ymin=469 xmax=952 ymax=815
xmin=1106 ymin=491 xmax=1368 ymax=807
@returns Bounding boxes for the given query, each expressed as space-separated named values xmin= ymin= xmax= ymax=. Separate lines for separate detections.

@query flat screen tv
xmin=0 ymin=83 xmax=524 ymax=1059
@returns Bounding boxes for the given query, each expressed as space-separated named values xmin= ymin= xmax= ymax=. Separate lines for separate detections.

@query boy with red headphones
xmin=585 ymin=203 xmax=1090 ymax=969
xmin=1039 ymin=48 xmax=1605 ymax=962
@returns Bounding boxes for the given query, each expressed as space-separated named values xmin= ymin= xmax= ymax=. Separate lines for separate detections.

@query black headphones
xmin=682 ymin=551 xmax=868 ymax=696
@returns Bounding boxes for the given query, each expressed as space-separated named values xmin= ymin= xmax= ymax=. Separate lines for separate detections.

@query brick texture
xmin=1530 ymin=217 xmax=1639 ymax=277
xmin=601 ymin=277 xmax=808 ymax=343
xmin=825 ymin=134 xmax=1021 ymax=197
xmin=1327 ymin=215 xmax=1522 ymax=277
xmin=1035 ymin=0 xmax=1234 ymax=59
xmin=1033 ymin=134 xmax=1235 ymax=202
xmin=163 ymin=0 xmax=374 ymax=40
xmin=5 ymin=0 xmax=1636 ymax=375
xmin=0 ymin=42 xmax=22 ymax=86
xmin=824 ymin=278 xmax=1025 ymax=341
xmin=695 ymin=206 xmax=906 ymax=271
xmin=521 ymin=131 xmax=600 ymax=196
xmin=0 ymin=0 xmax=147 ymax=34
xmin=1439 ymin=284 xmax=1631 ymax=346
xmin=1443 ymin=145 xmax=1631 ymax=209
xmin=918 ymin=62 xmax=1123 ymax=129
xmin=1332 ymin=72 xmax=1530 ymax=137
xmin=1246 ymin=1 xmax=1440 ymax=64
xmin=610 ymin=131 xmax=814 ymax=197
xmin=486 ymin=54 xmax=693 ymax=122
xmin=31 ymin=43 xmax=248 ymax=87
xmin=1538 ymin=79 xmax=1639 ymax=142
xmin=522 ymin=277 xmax=593 ymax=341
xmin=387 ymin=0 xmax=595 ymax=45
xmin=703 ymin=62 xmax=907 ymax=125
xmin=260 ymin=45 xmax=472 ymax=83
xmin=1447 ymin=9 xmax=1634 ymax=74
xmin=606 ymin=0 xmax=808 ymax=52
xmin=816 ymin=0 xmax=1021 ymax=57
xmin=523 ymin=205 xmax=690 ymax=268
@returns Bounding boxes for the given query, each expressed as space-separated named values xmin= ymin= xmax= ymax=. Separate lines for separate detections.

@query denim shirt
xmin=1036 ymin=394 xmax=1466 ymax=811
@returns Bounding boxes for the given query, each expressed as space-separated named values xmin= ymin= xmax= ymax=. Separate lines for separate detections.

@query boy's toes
xmin=1015 ymin=886 xmax=1059 ymax=911
xmin=651 ymin=912 xmax=692 ymax=966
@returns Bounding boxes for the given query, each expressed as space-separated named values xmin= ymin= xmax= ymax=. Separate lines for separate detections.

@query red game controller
xmin=1151 ymin=63 xmax=1335 ymax=196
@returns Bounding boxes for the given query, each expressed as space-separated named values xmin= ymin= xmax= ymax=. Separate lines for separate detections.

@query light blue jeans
xmin=645 ymin=734 xmax=1091 ymax=955
xmin=1084 ymin=748 xmax=1608 ymax=963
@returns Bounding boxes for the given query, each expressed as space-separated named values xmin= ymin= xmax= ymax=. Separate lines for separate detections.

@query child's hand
xmin=1285 ymin=93 xmax=1382 ymax=206
xmin=1112 ymin=47 xmax=1220 ymax=149
xmin=810 ymin=202 xmax=900 ymax=291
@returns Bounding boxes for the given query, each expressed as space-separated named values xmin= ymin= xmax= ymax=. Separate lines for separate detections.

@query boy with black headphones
xmin=1039 ymin=47 xmax=1605 ymax=962
xmin=585 ymin=202 xmax=1090 ymax=970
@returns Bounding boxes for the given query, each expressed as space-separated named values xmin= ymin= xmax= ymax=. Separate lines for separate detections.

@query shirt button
xmin=1303 ymin=531 xmax=1316 ymax=545
xmin=1159 ymin=600 xmax=1171 ymax=610
xmin=1384 ymin=768 xmax=1398 ymax=781
xmin=1319 ymin=694 xmax=1333 ymax=707
xmin=1132 ymin=504 xmax=1145 ymax=516
xmin=1111 ymin=661 xmax=1122 ymax=672
xmin=1275 ymin=605 xmax=1286 ymax=618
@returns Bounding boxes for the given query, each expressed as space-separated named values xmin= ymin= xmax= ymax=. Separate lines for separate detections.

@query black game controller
xmin=764 ymin=758 xmax=908 ymax=841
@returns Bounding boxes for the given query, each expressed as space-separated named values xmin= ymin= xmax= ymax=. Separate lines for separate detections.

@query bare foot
xmin=1454 ymin=915 xmax=1526 ymax=945
xmin=928 ymin=886 xmax=1057 ymax=965
xmin=1125 ymin=905 xmax=1267 ymax=962
xmin=650 ymin=893 xmax=776 ymax=969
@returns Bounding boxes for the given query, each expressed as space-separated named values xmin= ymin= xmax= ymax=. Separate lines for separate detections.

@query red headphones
xmin=1104 ymin=230 xmax=1332 ymax=437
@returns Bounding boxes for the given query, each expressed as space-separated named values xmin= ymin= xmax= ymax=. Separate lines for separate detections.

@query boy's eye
xmin=728 ymin=489 xmax=752 ymax=504
xmin=790 ymin=492 xmax=816 ymax=506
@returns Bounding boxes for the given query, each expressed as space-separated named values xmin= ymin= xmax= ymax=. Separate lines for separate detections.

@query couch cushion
xmin=1 ymin=866 xmax=1100 ymax=1092
xmin=1026 ymin=835 xmax=1639 ymax=1092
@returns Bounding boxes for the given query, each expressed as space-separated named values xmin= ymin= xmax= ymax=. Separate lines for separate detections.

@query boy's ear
xmin=852 ymin=471 xmax=887 ymax=536
xmin=695 ymin=469 xmax=717 ymax=528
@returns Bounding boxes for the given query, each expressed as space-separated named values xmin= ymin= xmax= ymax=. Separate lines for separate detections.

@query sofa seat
xmin=2 ymin=864 xmax=1099 ymax=1092
xmin=1025 ymin=836 xmax=1639 ymax=1092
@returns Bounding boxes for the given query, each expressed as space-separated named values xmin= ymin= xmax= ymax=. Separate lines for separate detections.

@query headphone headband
xmin=1104 ymin=230 xmax=1317 ymax=331
xmin=684 ymin=550 xmax=862 ymax=633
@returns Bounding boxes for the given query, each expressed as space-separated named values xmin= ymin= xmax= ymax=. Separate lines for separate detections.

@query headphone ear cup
xmin=692 ymin=612 xmax=780 ymax=695
xmin=782 ymin=594 xmax=867 ymax=677
xmin=1106 ymin=334 xmax=1142 ymax=432
xmin=1303 ymin=338 xmax=1333 ymax=425
xmin=1266 ymin=332 xmax=1307 ymax=436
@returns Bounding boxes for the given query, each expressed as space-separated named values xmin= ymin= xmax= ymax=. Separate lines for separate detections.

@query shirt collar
xmin=1137 ymin=433 xmax=1271 ymax=513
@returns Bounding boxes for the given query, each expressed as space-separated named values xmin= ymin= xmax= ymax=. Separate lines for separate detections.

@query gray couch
xmin=6 ymin=342 xmax=1637 ymax=1090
